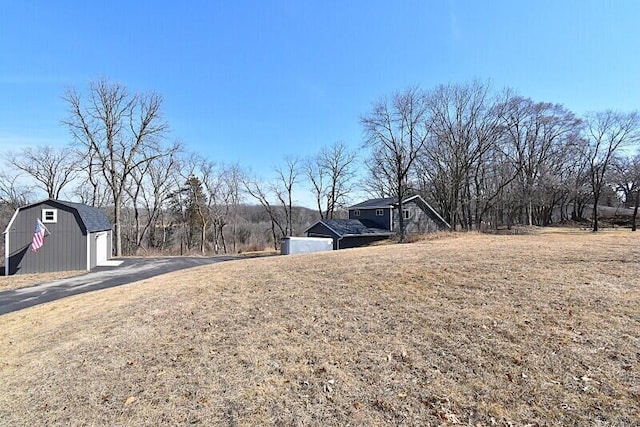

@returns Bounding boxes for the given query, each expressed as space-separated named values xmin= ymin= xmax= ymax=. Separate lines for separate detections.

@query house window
xmin=376 ymin=209 xmax=384 ymax=216
xmin=42 ymin=209 xmax=58 ymax=223
xmin=353 ymin=209 xmax=360 ymax=217
xmin=403 ymin=210 xmax=411 ymax=220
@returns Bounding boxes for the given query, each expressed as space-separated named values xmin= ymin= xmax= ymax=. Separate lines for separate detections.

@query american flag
xmin=31 ymin=219 xmax=46 ymax=253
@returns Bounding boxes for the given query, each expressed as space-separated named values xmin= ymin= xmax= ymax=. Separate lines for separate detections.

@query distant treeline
xmin=1 ymin=79 xmax=638 ymax=255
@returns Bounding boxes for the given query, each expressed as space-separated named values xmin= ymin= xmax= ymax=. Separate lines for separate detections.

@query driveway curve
xmin=0 ymin=256 xmax=248 ymax=315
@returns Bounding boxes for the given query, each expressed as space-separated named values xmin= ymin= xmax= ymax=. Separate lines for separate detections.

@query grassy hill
xmin=0 ymin=230 xmax=638 ymax=425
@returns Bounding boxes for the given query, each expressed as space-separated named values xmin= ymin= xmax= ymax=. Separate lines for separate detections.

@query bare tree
xmin=425 ymin=82 xmax=512 ymax=230
xmin=584 ymin=111 xmax=640 ymax=231
xmin=9 ymin=146 xmax=79 ymax=199
xmin=73 ymin=154 xmax=111 ymax=207
xmin=272 ymin=156 xmax=301 ymax=236
xmin=610 ymin=153 xmax=640 ymax=230
xmin=500 ymin=97 xmax=582 ymax=225
xmin=362 ymin=86 xmax=430 ymax=242
xmin=0 ymin=171 xmax=34 ymax=258
xmin=63 ymin=79 xmax=171 ymax=256
xmin=221 ymin=164 xmax=244 ymax=253
xmin=306 ymin=142 xmax=357 ymax=219
xmin=243 ymin=176 xmax=286 ymax=249
xmin=125 ymin=143 xmax=181 ymax=253
xmin=305 ymin=156 xmax=328 ymax=219
xmin=203 ymin=162 xmax=229 ymax=254
xmin=0 ymin=171 xmax=33 ymax=209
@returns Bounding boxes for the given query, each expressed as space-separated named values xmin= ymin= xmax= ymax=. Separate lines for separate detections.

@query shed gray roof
xmin=314 ymin=219 xmax=395 ymax=237
xmin=5 ymin=199 xmax=112 ymax=233
xmin=54 ymin=200 xmax=112 ymax=232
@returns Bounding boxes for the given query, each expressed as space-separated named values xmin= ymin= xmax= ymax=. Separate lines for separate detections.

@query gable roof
xmin=3 ymin=199 xmax=111 ymax=234
xmin=307 ymin=219 xmax=395 ymax=238
xmin=403 ymin=195 xmax=451 ymax=229
xmin=348 ymin=195 xmax=451 ymax=230
xmin=53 ymin=200 xmax=112 ymax=232
xmin=349 ymin=197 xmax=397 ymax=209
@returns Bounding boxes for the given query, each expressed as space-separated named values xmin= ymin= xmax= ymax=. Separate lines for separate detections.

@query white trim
xmin=4 ymin=227 xmax=9 ymax=276
xmin=402 ymin=195 xmax=421 ymax=204
xmin=86 ymin=233 xmax=91 ymax=271
xmin=314 ymin=220 xmax=342 ymax=237
xmin=2 ymin=207 xmax=20 ymax=235
xmin=411 ymin=195 xmax=451 ymax=229
xmin=41 ymin=208 xmax=58 ymax=223
xmin=3 ymin=207 xmax=20 ymax=276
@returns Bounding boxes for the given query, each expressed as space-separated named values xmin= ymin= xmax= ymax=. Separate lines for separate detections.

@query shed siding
xmin=107 ymin=231 xmax=112 ymax=259
xmin=7 ymin=202 xmax=87 ymax=274
xmin=89 ymin=231 xmax=97 ymax=269
xmin=349 ymin=208 xmax=391 ymax=230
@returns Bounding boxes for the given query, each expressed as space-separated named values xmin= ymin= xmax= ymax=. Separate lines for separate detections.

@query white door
xmin=96 ymin=232 xmax=107 ymax=264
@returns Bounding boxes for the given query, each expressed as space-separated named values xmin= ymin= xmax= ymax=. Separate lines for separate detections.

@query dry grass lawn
xmin=0 ymin=270 xmax=86 ymax=291
xmin=0 ymin=229 xmax=638 ymax=425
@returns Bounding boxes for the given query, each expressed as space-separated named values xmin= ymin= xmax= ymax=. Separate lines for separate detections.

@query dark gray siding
xmin=337 ymin=235 xmax=390 ymax=249
xmin=7 ymin=202 xmax=87 ymax=274
xmin=306 ymin=222 xmax=391 ymax=249
xmin=107 ymin=230 xmax=112 ymax=259
xmin=393 ymin=201 xmax=443 ymax=233
xmin=306 ymin=223 xmax=339 ymax=249
xmin=349 ymin=208 xmax=391 ymax=230
xmin=89 ymin=231 xmax=97 ymax=269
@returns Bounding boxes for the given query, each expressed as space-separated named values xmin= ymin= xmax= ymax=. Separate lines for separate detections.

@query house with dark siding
xmin=305 ymin=195 xmax=450 ymax=249
xmin=3 ymin=199 xmax=112 ymax=275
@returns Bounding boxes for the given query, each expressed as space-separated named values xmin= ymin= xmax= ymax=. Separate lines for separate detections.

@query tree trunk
xmin=272 ymin=223 xmax=278 ymax=250
xmin=201 ymin=221 xmax=206 ymax=255
xmin=632 ymin=189 xmax=639 ymax=232
xmin=114 ymin=194 xmax=122 ymax=256
xmin=397 ymin=196 xmax=405 ymax=243
xmin=592 ymin=193 xmax=600 ymax=232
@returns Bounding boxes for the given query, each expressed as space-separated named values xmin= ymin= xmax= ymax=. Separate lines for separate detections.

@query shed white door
xmin=96 ymin=232 xmax=107 ymax=264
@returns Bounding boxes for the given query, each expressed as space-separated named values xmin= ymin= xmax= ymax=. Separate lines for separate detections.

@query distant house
xmin=305 ymin=195 xmax=450 ymax=249
xmin=3 ymin=199 xmax=112 ymax=275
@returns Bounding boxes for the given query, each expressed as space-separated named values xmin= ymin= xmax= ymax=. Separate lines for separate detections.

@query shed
xmin=3 ymin=199 xmax=112 ymax=275
xmin=281 ymin=236 xmax=333 ymax=255
xmin=305 ymin=219 xmax=394 ymax=250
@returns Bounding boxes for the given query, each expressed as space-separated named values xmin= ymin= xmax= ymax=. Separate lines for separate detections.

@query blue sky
xmin=1 ymin=0 xmax=639 ymax=184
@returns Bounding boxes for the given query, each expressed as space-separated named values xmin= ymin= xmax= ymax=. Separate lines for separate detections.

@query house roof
xmin=348 ymin=195 xmax=451 ymax=230
xmin=3 ymin=199 xmax=112 ymax=234
xmin=349 ymin=197 xmax=397 ymax=209
xmin=308 ymin=219 xmax=395 ymax=238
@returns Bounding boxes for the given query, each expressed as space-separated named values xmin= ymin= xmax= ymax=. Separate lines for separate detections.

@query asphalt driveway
xmin=0 ymin=256 xmax=246 ymax=315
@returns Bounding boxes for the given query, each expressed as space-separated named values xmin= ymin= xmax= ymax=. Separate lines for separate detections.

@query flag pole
xmin=37 ymin=218 xmax=51 ymax=236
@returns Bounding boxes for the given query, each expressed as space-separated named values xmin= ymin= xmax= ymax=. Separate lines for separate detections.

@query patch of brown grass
xmin=0 ymin=270 xmax=86 ymax=292
xmin=0 ymin=229 xmax=638 ymax=425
